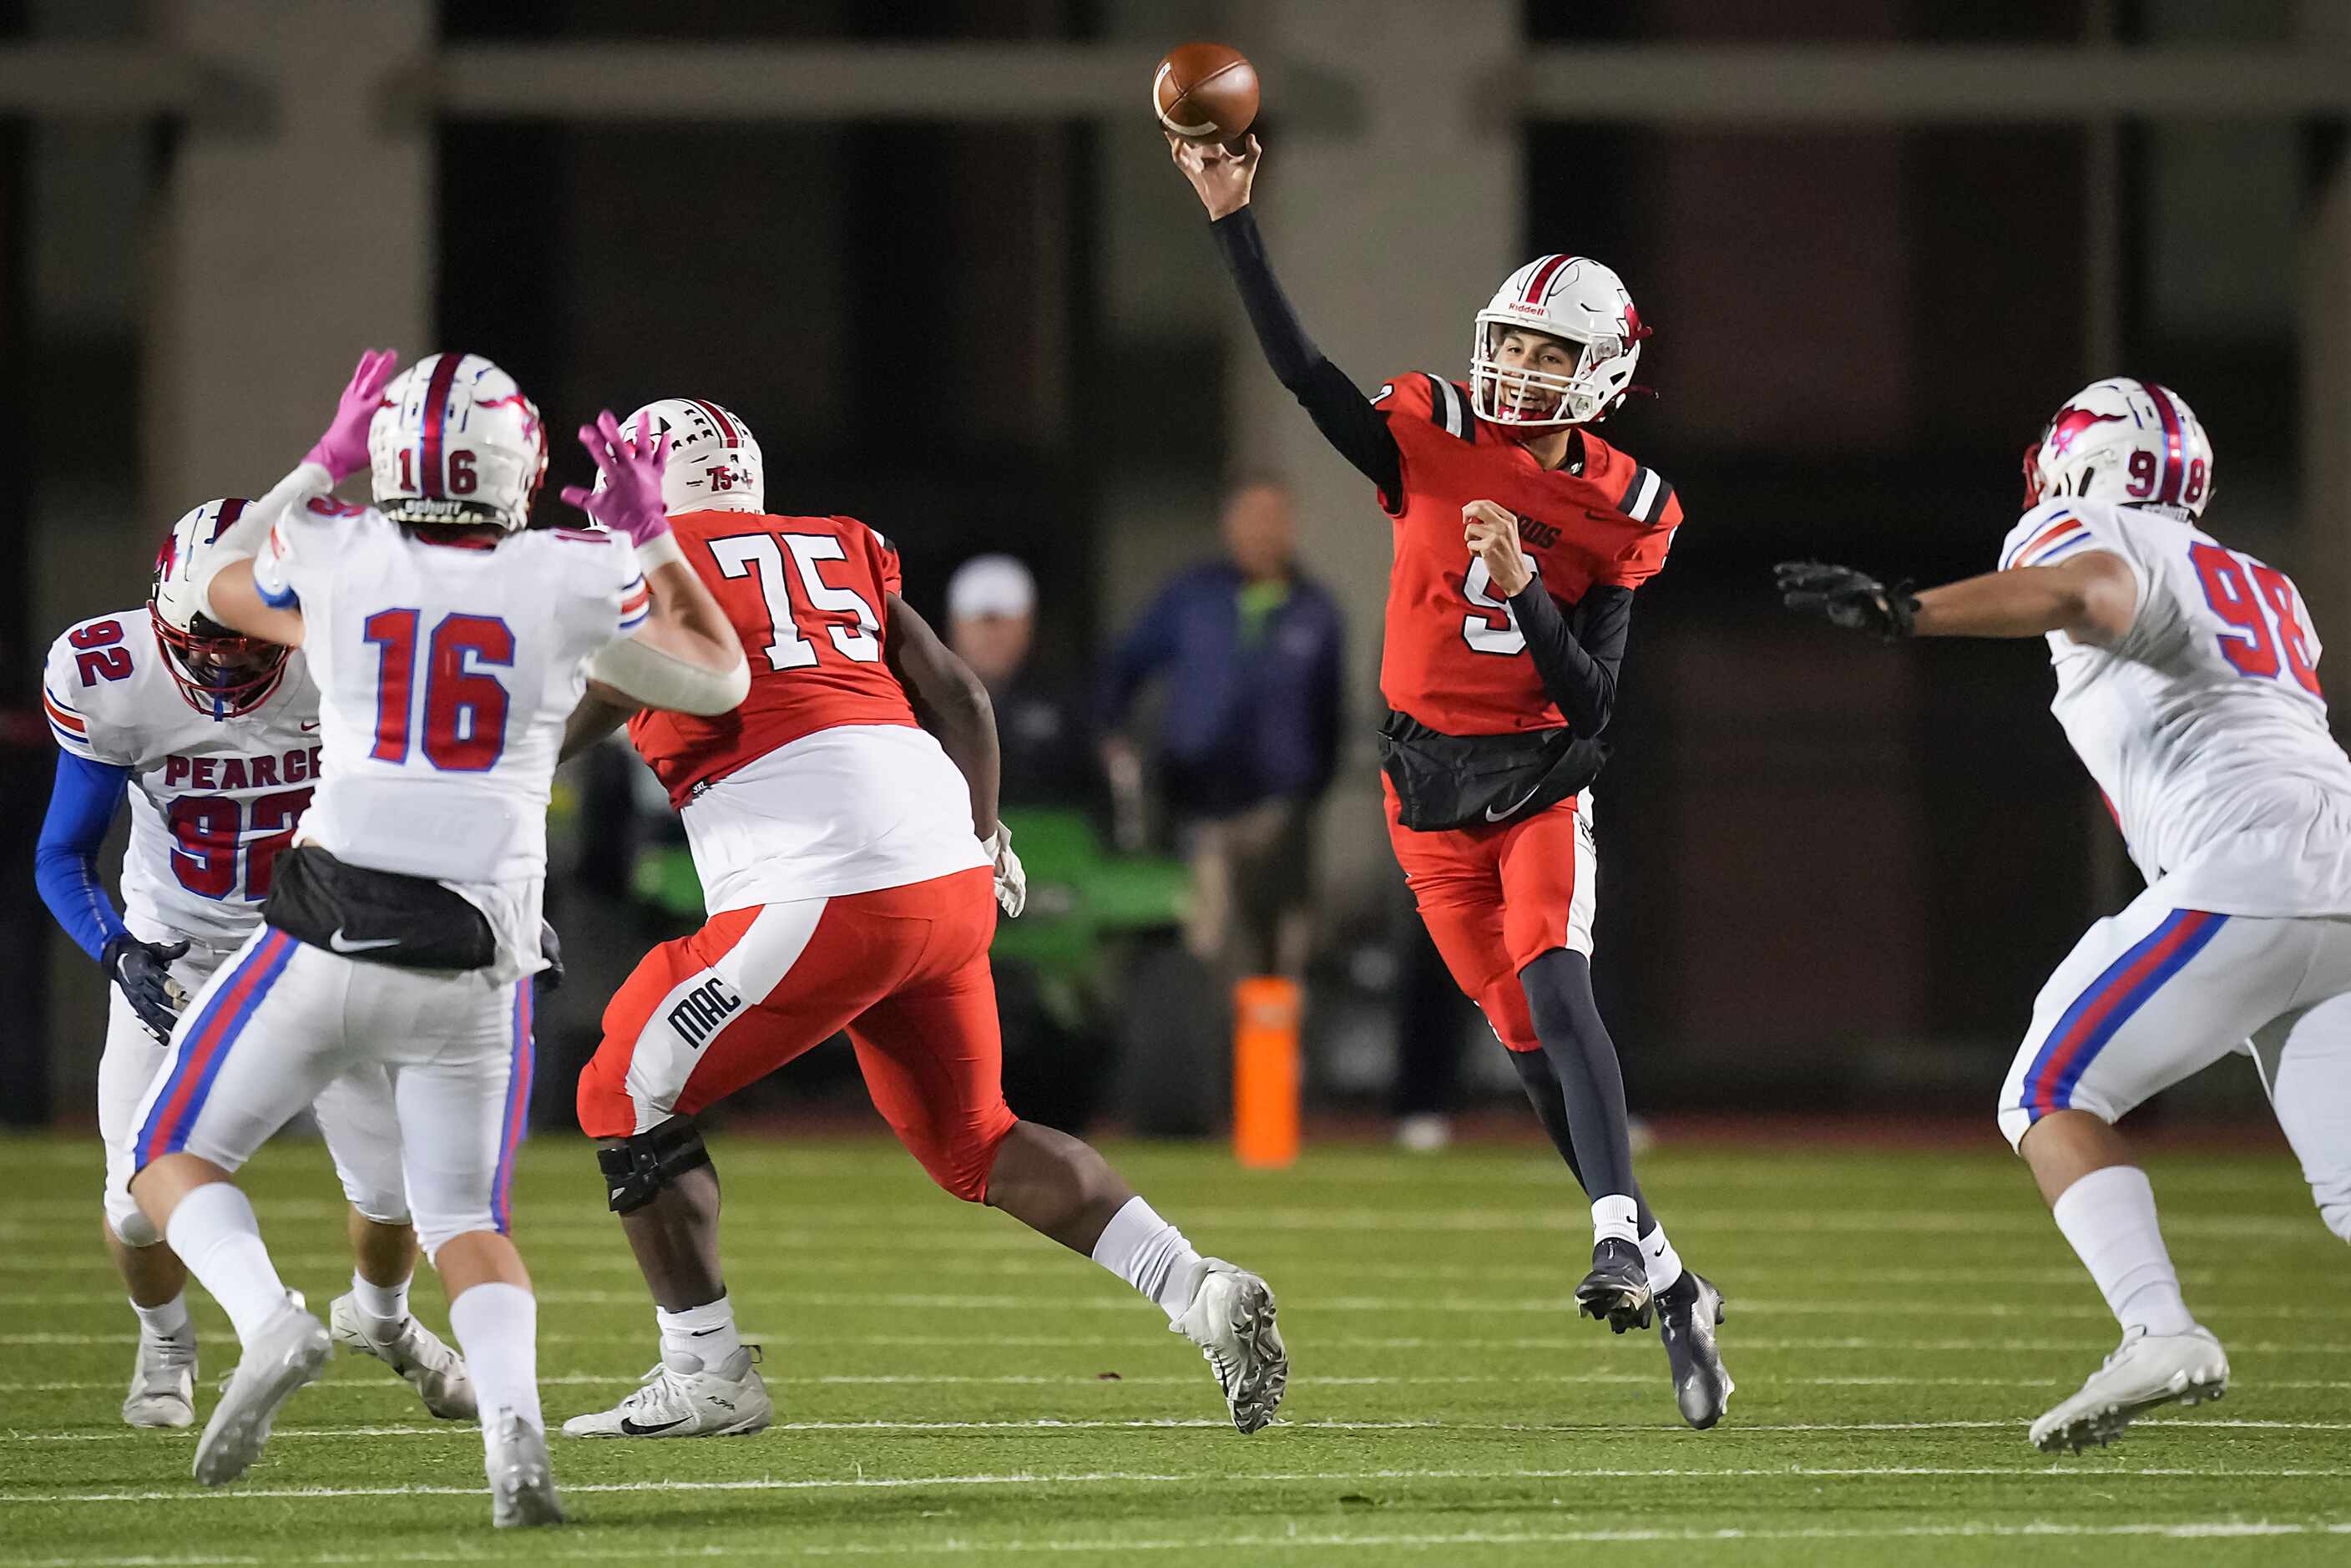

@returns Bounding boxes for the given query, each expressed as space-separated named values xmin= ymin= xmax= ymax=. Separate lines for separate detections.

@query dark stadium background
xmin=2 ymin=0 xmax=2336 ymax=1139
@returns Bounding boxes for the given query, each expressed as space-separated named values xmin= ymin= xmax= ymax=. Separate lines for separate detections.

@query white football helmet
xmin=367 ymin=352 xmax=549 ymax=533
xmin=2024 ymin=377 xmax=2213 ymax=519
xmin=150 ymin=498 xmax=289 ymax=718
xmin=597 ymin=398 xmax=764 ymax=515
xmin=1470 ymin=254 xmax=1649 ymax=427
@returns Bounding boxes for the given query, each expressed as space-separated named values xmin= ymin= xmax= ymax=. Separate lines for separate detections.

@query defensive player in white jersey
xmin=36 ymin=500 xmax=471 ymax=1429
xmin=1780 ymin=377 xmax=2351 ymax=1451
xmin=119 ymin=350 xmax=747 ymax=1525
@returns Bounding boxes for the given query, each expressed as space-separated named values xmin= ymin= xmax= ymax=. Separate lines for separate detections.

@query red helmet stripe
xmin=2147 ymin=382 xmax=2186 ymax=506
xmin=1520 ymin=255 xmax=1575 ymax=306
xmin=206 ymin=498 xmax=245 ymax=546
xmin=417 ymin=353 xmax=464 ymax=499
xmin=688 ymin=397 xmax=738 ymax=444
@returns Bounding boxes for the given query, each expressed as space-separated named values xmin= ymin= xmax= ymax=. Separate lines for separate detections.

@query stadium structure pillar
xmin=144 ymin=0 xmax=433 ymax=517
xmin=1226 ymin=0 xmax=1521 ymax=911
xmin=2301 ymin=2 xmax=2351 ymax=669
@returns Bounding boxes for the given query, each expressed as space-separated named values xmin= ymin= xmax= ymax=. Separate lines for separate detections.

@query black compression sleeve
xmin=1210 ymin=207 xmax=1403 ymax=503
xmin=1509 ymin=583 xmax=1632 ymax=736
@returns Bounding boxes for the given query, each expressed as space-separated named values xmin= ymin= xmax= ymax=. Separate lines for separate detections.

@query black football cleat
xmin=1575 ymin=1237 xmax=1654 ymax=1333
xmin=1656 ymin=1272 xmax=1733 ymax=1429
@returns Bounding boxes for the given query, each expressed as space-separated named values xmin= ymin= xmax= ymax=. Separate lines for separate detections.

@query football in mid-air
xmin=1152 ymin=42 xmax=1258 ymax=144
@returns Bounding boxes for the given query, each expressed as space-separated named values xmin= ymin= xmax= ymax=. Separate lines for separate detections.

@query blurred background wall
xmin=4 ymin=0 xmax=2347 ymax=1136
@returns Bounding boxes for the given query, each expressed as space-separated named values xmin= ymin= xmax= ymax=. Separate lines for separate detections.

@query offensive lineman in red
xmin=557 ymin=399 xmax=1286 ymax=1439
xmin=1172 ymin=134 xmax=1732 ymax=1427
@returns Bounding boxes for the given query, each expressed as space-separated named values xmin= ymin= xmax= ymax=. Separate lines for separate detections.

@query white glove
xmin=983 ymin=823 xmax=1027 ymax=918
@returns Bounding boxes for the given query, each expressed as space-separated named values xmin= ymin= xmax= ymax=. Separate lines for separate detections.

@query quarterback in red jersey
xmin=1174 ymin=134 xmax=1729 ymax=1429
xmin=558 ymin=399 xmax=1286 ymax=1441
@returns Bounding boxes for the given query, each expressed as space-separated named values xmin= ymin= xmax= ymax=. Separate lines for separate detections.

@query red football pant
xmin=578 ymin=867 xmax=1015 ymax=1201
xmin=1383 ymin=777 xmax=1596 ymax=1055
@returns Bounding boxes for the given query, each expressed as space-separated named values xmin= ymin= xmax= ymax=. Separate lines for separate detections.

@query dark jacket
xmin=1101 ymin=562 xmax=1345 ymax=817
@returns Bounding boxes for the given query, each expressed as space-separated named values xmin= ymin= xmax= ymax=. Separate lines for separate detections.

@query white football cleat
xmin=485 ymin=1409 xmax=566 ymax=1528
xmin=1172 ymin=1258 xmax=1287 ymax=1434
xmin=560 ymin=1346 xmax=771 ymax=1439
xmin=122 ymin=1331 xmax=198 ymax=1429
xmin=192 ymin=1293 xmax=330 ymax=1486
xmin=329 ymin=1292 xmax=477 ymax=1419
xmin=2030 ymin=1325 xmax=2229 ymax=1454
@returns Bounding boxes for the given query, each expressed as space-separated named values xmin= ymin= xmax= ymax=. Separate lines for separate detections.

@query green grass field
xmin=2 ymin=1130 xmax=2345 ymax=1565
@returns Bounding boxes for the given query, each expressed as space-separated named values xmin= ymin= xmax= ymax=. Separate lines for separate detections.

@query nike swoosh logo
xmin=618 ymin=1416 xmax=690 ymax=1435
xmin=328 ymin=928 xmax=402 ymax=953
xmin=1485 ymin=784 xmax=1545 ymax=822
xmin=301 ymin=721 xmax=321 ymax=731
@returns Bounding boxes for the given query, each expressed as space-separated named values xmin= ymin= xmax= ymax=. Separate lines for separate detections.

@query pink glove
xmin=559 ymin=409 xmax=673 ymax=546
xmin=304 ymin=348 xmax=401 ymax=481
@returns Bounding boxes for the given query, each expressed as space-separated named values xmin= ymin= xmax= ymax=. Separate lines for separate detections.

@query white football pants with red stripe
xmin=1998 ymin=878 xmax=2351 ymax=1241
xmin=98 ymin=928 xmax=408 ymax=1250
xmin=123 ymin=923 xmax=535 ymax=1258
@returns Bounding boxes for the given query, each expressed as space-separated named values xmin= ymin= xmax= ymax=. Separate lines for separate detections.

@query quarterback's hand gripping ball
xmin=1167 ymin=131 xmax=1262 ymax=221
xmin=1776 ymin=561 xmax=1920 ymax=642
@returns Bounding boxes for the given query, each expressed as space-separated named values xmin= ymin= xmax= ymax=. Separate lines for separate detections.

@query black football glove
xmin=104 ymin=933 xmax=190 ymax=1043
xmin=1775 ymin=560 xmax=1921 ymax=641
xmin=536 ymin=918 xmax=564 ymax=995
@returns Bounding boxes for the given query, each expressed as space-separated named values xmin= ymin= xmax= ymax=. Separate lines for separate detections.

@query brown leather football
xmin=1152 ymin=42 xmax=1259 ymax=144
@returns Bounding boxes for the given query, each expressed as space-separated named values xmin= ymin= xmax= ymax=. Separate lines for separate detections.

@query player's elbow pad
xmin=589 ymin=635 xmax=749 ymax=717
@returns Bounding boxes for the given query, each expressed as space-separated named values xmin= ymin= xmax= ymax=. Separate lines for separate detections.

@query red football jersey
xmin=628 ymin=509 xmax=917 ymax=807
xmin=1372 ymin=373 xmax=1683 ymax=736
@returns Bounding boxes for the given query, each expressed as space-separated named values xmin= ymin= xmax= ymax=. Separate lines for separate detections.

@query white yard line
xmin=0 ymin=1256 xmax=2165 ymax=1289
xmin=39 ymin=1368 xmax=2344 ymax=1395
xmin=8 ymin=1463 xmax=2351 ymax=1505
xmin=0 ymin=1205 xmax=2317 ymax=1241
xmin=0 ymin=1288 xmax=2316 ymax=1324
xmin=13 ymin=1416 xmax=2349 ymax=1444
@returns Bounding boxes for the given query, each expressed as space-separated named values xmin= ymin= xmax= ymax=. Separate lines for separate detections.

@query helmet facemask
xmin=152 ymin=609 xmax=287 ymax=719
xmin=1470 ymin=321 xmax=1635 ymax=427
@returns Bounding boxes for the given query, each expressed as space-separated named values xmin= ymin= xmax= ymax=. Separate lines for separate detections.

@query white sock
xmin=350 ymin=1269 xmax=411 ymax=1330
xmin=1591 ymin=1194 xmax=1640 ymax=1247
xmin=448 ymin=1282 xmax=543 ymax=1436
xmin=1090 ymin=1196 xmax=1204 ymax=1322
xmin=656 ymin=1294 xmax=743 ymax=1368
xmin=164 ymin=1184 xmax=290 ymax=1343
xmin=2051 ymin=1165 xmax=2197 ymax=1338
xmin=1640 ymin=1225 xmax=1685 ymax=1295
xmin=129 ymin=1293 xmax=193 ymax=1343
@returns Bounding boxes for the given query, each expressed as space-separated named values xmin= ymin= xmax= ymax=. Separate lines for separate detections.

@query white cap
xmin=948 ymin=554 xmax=1036 ymax=621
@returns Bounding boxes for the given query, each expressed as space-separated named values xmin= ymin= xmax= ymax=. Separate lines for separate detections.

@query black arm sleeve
xmin=1209 ymin=207 xmax=1403 ymax=506
xmin=1509 ymin=583 xmax=1633 ymax=737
